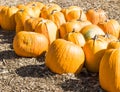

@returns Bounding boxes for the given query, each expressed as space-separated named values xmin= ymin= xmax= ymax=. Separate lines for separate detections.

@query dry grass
xmin=0 ymin=0 xmax=120 ymax=92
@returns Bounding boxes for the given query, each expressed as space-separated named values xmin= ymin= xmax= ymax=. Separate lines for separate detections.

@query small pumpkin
xmin=86 ymin=9 xmax=107 ymax=24
xmin=59 ymin=20 xmax=85 ymax=38
xmin=64 ymin=31 xmax=86 ymax=47
xmin=61 ymin=6 xmax=87 ymax=21
xmin=47 ymin=10 xmax=66 ymax=29
xmin=35 ymin=18 xmax=58 ymax=44
xmin=45 ymin=39 xmax=85 ymax=74
xmin=98 ymin=19 xmax=120 ymax=38
xmin=0 ymin=6 xmax=18 ymax=31
xmin=99 ymin=41 xmax=120 ymax=92
xmin=24 ymin=17 xmax=41 ymax=32
xmin=80 ymin=24 xmax=105 ymax=41
xmin=26 ymin=2 xmax=45 ymax=18
xmin=83 ymin=35 xmax=108 ymax=72
xmin=40 ymin=3 xmax=62 ymax=19
xmin=13 ymin=31 xmax=48 ymax=57
xmin=15 ymin=8 xmax=35 ymax=33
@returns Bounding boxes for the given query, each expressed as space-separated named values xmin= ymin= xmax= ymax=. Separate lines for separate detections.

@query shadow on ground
xmin=60 ymin=68 xmax=104 ymax=92
xmin=0 ymin=29 xmax=15 ymax=44
xmin=15 ymin=64 xmax=55 ymax=78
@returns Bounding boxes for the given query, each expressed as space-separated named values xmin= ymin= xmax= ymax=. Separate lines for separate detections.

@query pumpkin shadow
xmin=15 ymin=64 xmax=55 ymax=78
xmin=0 ymin=50 xmax=20 ymax=61
xmin=0 ymin=29 xmax=15 ymax=44
xmin=60 ymin=68 xmax=104 ymax=92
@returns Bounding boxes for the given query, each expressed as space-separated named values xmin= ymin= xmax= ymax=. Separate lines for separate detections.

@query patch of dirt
xmin=0 ymin=0 xmax=120 ymax=92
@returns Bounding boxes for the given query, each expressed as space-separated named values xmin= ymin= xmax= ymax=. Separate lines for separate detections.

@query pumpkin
xmin=98 ymin=19 xmax=120 ymax=38
xmin=26 ymin=2 xmax=45 ymax=18
xmin=15 ymin=8 xmax=35 ymax=33
xmin=45 ymin=39 xmax=85 ymax=74
xmin=61 ymin=6 xmax=87 ymax=21
xmin=0 ymin=6 xmax=18 ymax=31
xmin=59 ymin=20 xmax=87 ymax=38
xmin=35 ymin=18 xmax=58 ymax=44
xmin=13 ymin=31 xmax=48 ymax=57
xmin=83 ymin=35 xmax=108 ymax=72
xmin=99 ymin=41 xmax=120 ymax=92
xmin=24 ymin=17 xmax=41 ymax=32
xmin=40 ymin=3 xmax=62 ymax=19
xmin=0 ymin=6 xmax=5 ymax=27
xmin=80 ymin=24 xmax=105 ymax=41
xmin=107 ymin=40 xmax=120 ymax=49
xmin=64 ymin=31 xmax=86 ymax=47
xmin=97 ymin=34 xmax=118 ymax=43
xmin=47 ymin=10 xmax=66 ymax=29
xmin=86 ymin=9 xmax=107 ymax=24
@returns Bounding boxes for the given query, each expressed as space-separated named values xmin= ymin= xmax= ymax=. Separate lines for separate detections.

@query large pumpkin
xmin=35 ymin=18 xmax=58 ymax=44
xmin=13 ymin=31 xmax=48 ymax=57
xmin=0 ymin=6 xmax=18 ymax=31
xmin=83 ymin=35 xmax=108 ymax=72
xmin=61 ymin=6 xmax=87 ymax=21
xmin=98 ymin=19 xmax=120 ymax=38
xmin=86 ymin=9 xmax=107 ymax=24
xmin=45 ymin=39 xmax=85 ymax=74
xmin=80 ymin=24 xmax=105 ymax=41
xmin=99 ymin=41 xmax=120 ymax=92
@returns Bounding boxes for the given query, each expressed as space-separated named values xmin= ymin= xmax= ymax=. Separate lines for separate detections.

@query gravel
xmin=0 ymin=0 xmax=120 ymax=92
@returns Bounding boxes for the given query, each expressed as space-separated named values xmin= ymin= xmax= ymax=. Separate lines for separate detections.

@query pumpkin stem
xmin=32 ymin=4 xmax=36 ymax=7
xmin=51 ymin=9 xmax=57 ymax=14
xmin=19 ymin=9 xmax=24 ymax=12
xmin=92 ymin=35 xmax=98 ymax=46
xmin=72 ymin=28 xmax=76 ymax=33
xmin=77 ymin=10 xmax=83 ymax=21
xmin=104 ymin=33 xmax=110 ymax=39
xmin=92 ymin=35 xmax=98 ymax=40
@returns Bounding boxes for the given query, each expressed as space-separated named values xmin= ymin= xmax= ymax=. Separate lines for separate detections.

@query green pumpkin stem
xmin=51 ymin=9 xmax=57 ymax=15
xmin=92 ymin=35 xmax=98 ymax=46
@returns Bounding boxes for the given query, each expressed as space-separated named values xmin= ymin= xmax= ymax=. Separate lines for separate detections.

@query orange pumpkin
xmin=35 ymin=18 xmax=58 ymax=44
xmin=24 ymin=17 xmax=41 ymax=32
xmin=26 ymin=2 xmax=45 ymax=18
xmin=59 ymin=20 xmax=87 ymax=38
xmin=13 ymin=31 xmax=48 ymax=57
xmin=45 ymin=39 xmax=85 ymax=74
xmin=61 ymin=6 xmax=87 ymax=21
xmin=15 ymin=8 xmax=35 ymax=33
xmin=0 ymin=6 xmax=5 ymax=27
xmin=47 ymin=10 xmax=66 ymax=29
xmin=80 ymin=24 xmax=105 ymax=41
xmin=83 ymin=35 xmax=108 ymax=72
xmin=86 ymin=9 xmax=107 ymax=24
xmin=99 ymin=41 xmax=120 ymax=92
xmin=64 ymin=31 xmax=86 ymax=47
xmin=98 ymin=19 xmax=120 ymax=38
xmin=0 ymin=6 xmax=18 ymax=31
xmin=40 ymin=3 xmax=62 ymax=19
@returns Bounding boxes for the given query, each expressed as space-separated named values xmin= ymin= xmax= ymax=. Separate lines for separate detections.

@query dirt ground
xmin=0 ymin=0 xmax=120 ymax=92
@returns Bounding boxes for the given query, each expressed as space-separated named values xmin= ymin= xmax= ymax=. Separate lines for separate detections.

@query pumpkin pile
xmin=0 ymin=1 xmax=120 ymax=91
